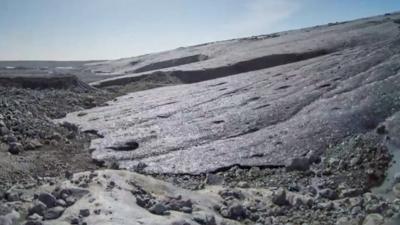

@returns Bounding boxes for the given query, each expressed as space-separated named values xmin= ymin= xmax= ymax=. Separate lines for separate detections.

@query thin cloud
xmin=224 ymin=0 xmax=301 ymax=37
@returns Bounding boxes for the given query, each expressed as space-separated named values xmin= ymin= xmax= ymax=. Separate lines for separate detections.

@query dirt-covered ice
xmin=61 ymin=13 xmax=400 ymax=174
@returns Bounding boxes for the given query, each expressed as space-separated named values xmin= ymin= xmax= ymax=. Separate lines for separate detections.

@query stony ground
xmin=1 ymin=95 xmax=399 ymax=225
xmin=2 ymin=12 xmax=400 ymax=225
xmin=0 ymin=85 xmax=113 ymax=190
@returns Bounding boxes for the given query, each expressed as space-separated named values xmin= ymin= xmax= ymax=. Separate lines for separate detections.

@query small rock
xmin=272 ymin=188 xmax=289 ymax=206
xmin=27 ymin=213 xmax=43 ymax=222
xmin=66 ymin=132 xmax=76 ymax=140
xmin=394 ymin=173 xmax=400 ymax=184
xmin=28 ymin=201 xmax=47 ymax=216
xmin=56 ymin=199 xmax=67 ymax=207
xmin=134 ymin=162 xmax=147 ymax=172
xmin=5 ymin=135 xmax=17 ymax=144
xmin=43 ymin=206 xmax=64 ymax=220
xmin=328 ymin=158 xmax=340 ymax=168
xmin=5 ymin=191 xmax=20 ymax=202
xmin=205 ymin=173 xmax=224 ymax=186
xmin=65 ymin=196 xmax=77 ymax=206
xmin=65 ymin=171 xmax=73 ymax=180
xmin=287 ymin=193 xmax=313 ymax=207
xmin=393 ymin=183 xmax=400 ymax=198
xmin=171 ymin=220 xmax=192 ymax=225
xmin=49 ymin=140 xmax=58 ymax=146
xmin=317 ymin=202 xmax=334 ymax=210
xmin=248 ymin=167 xmax=261 ymax=177
xmin=94 ymin=209 xmax=101 ymax=215
xmin=352 ymin=206 xmax=362 ymax=215
xmin=306 ymin=150 xmax=321 ymax=164
xmin=79 ymin=209 xmax=90 ymax=217
xmin=24 ymin=139 xmax=42 ymax=150
xmin=8 ymin=142 xmax=23 ymax=155
xmin=61 ymin=122 xmax=79 ymax=131
xmin=0 ymin=127 xmax=9 ymax=136
xmin=181 ymin=206 xmax=192 ymax=214
xmin=285 ymin=157 xmax=310 ymax=171
xmin=226 ymin=203 xmax=248 ymax=220
xmin=164 ymin=196 xmax=190 ymax=211
xmin=70 ymin=217 xmax=80 ymax=224
xmin=319 ymin=188 xmax=338 ymax=200
xmin=348 ymin=196 xmax=364 ymax=208
xmin=0 ymin=190 xmax=5 ymax=200
xmin=237 ymin=181 xmax=250 ymax=188
xmin=218 ymin=189 xmax=244 ymax=200
xmin=0 ymin=209 xmax=20 ymax=225
xmin=50 ymin=132 xmax=62 ymax=141
xmin=376 ymin=125 xmax=387 ymax=135
xmin=363 ymin=214 xmax=384 ymax=225
xmin=0 ymin=142 xmax=10 ymax=152
xmin=336 ymin=216 xmax=362 ymax=225
xmin=149 ymin=203 xmax=168 ymax=215
xmin=288 ymin=184 xmax=300 ymax=192
xmin=336 ymin=216 xmax=351 ymax=225
xmin=340 ymin=188 xmax=363 ymax=198
xmin=366 ymin=202 xmax=388 ymax=214
xmin=24 ymin=221 xmax=43 ymax=225
xmin=363 ymin=193 xmax=378 ymax=202
xmin=77 ymin=112 xmax=88 ymax=117
xmin=26 ymin=213 xmax=42 ymax=221
xmin=350 ymin=156 xmax=361 ymax=167
xmin=192 ymin=212 xmax=217 ymax=225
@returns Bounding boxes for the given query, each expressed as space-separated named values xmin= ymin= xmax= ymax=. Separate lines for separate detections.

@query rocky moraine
xmin=1 ymin=12 xmax=400 ymax=225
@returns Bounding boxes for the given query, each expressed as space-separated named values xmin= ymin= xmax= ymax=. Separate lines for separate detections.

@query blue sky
xmin=0 ymin=0 xmax=399 ymax=60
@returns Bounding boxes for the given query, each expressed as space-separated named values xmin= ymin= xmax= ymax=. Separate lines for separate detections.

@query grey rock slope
xmin=61 ymin=13 xmax=400 ymax=174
